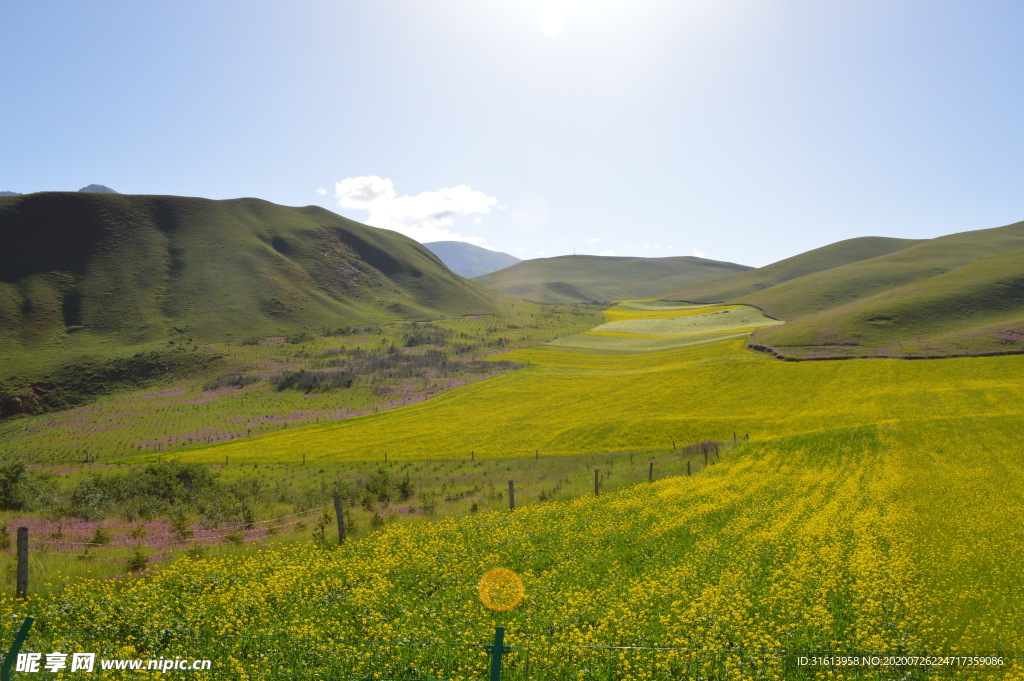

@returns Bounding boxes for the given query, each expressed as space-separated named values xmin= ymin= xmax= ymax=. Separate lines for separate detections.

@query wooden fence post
xmin=508 ymin=480 xmax=515 ymax=510
xmin=16 ymin=527 xmax=28 ymax=599
xmin=687 ymin=460 xmax=691 ymax=476
xmin=333 ymin=494 xmax=347 ymax=545
xmin=648 ymin=462 xmax=654 ymax=482
xmin=594 ymin=469 xmax=599 ymax=496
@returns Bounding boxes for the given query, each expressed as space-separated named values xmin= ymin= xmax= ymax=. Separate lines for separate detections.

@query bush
xmin=202 ymin=373 xmax=259 ymax=391
xmin=126 ymin=548 xmax=149 ymax=573
xmin=67 ymin=475 xmax=115 ymax=521
xmin=0 ymin=463 xmax=50 ymax=511
xmin=89 ymin=527 xmax=112 ymax=546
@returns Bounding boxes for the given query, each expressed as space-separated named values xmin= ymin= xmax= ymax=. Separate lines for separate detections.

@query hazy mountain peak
xmin=79 ymin=184 xmax=119 ymax=193
xmin=423 ymin=240 xmax=520 ymax=278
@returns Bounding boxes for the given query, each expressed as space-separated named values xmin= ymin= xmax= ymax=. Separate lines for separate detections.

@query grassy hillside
xmin=660 ymin=221 xmax=1024 ymax=359
xmin=423 ymin=240 xmax=520 ymax=277
xmin=750 ymin=246 xmax=1024 ymax=359
xmin=0 ymin=192 xmax=504 ymax=387
xmin=735 ymin=220 xmax=1024 ymax=358
xmin=474 ymin=255 xmax=751 ymax=303
xmin=659 ymin=236 xmax=922 ymax=303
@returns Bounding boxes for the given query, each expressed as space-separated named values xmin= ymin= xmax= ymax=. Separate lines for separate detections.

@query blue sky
xmin=4 ymin=1 xmax=1024 ymax=267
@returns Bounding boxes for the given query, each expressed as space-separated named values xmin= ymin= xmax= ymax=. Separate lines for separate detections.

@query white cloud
xmin=692 ymin=248 xmax=707 ymax=258
xmin=512 ymin=247 xmax=527 ymax=253
xmin=537 ymin=250 xmax=548 ymax=256
xmin=473 ymin=217 xmax=482 ymax=224
xmin=333 ymin=175 xmax=496 ymax=244
xmin=596 ymin=249 xmax=616 ymax=256
xmin=588 ymin=237 xmax=600 ymax=243
xmin=315 ymin=187 xmax=327 ymax=196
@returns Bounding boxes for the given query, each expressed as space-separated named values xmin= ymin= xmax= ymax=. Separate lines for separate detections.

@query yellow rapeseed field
xmin=5 ymin=302 xmax=1018 ymax=679
xmin=3 ymin=421 xmax=1021 ymax=679
xmin=167 ymin=304 xmax=1024 ymax=465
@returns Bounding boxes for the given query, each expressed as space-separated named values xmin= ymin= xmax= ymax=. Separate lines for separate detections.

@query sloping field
xmin=593 ymin=305 xmax=782 ymax=335
xmin=549 ymin=303 xmax=780 ymax=352
xmin=6 ymin=419 xmax=1022 ymax=679
xmin=548 ymin=330 xmax=753 ymax=353
xmin=167 ymin=304 xmax=1024 ymax=464
xmin=6 ymin=302 xmax=1023 ymax=678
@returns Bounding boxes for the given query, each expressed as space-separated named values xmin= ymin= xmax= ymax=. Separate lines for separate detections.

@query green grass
xmin=162 ymin=304 xmax=1024 ymax=464
xmin=3 ymin=420 xmax=1022 ymax=679
xmin=473 ymin=255 xmax=751 ymax=303
xmin=659 ymin=236 xmax=922 ymax=303
xmin=750 ymin=246 xmax=1024 ymax=358
xmin=2 ymin=301 xmax=1023 ymax=678
xmin=662 ymin=220 xmax=1024 ymax=359
xmin=0 ymin=302 xmax=604 ymax=463
xmin=0 ymin=191 xmax=504 ymax=380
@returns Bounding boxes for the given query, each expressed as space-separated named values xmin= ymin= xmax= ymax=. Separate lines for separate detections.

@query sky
xmin=4 ymin=1 xmax=1024 ymax=267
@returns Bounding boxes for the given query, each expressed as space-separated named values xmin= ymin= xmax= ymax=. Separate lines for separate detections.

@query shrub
xmin=0 ymin=463 xmax=48 ymax=511
xmin=89 ymin=527 xmax=112 ymax=546
xmin=125 ymin=548 xmax=149 ymax=573
xmin=202 ymin=373 xmax=259 ymax=391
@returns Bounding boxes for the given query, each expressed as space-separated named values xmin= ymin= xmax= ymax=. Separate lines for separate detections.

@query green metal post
xmin=1 ymin=616 xmax=35 ymax=681
xmin=486 ymin=626 xmax=508 ymax=681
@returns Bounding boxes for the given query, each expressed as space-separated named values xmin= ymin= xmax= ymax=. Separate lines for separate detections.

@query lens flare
xmin=477 ymin=568 xmax=525 ymax=611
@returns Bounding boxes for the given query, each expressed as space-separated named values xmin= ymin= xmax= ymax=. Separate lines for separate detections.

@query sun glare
xmin=478 ymin=569 xmax=526 ymax=611
xmin=539 ymin=2 xmax=567 ymax=36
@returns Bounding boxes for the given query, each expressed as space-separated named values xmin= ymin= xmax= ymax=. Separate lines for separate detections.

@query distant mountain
xmin=661 ymin=223 xmax=1024 ymax=359
xmin=423 ymin=241 xmax=520 ymax=278
xmin=79 ymin=184 xmax=119 ymax=193
xmin=0 ymin=192 xmax=504 ymax=351
xmin=0 ymin=191 xmax=21 ymax=196
xmin=474 ymin=255 xmax=752 ymax=304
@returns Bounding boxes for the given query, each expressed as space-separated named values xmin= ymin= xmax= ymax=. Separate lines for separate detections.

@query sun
xmin=477 ymin=569 xmax=525 ymax=611
xmin=539 ymin=2 xmax=567 ymax=37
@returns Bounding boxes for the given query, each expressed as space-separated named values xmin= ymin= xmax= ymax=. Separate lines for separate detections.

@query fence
xmin=2 ymin=617 xmax=1017 ymax=680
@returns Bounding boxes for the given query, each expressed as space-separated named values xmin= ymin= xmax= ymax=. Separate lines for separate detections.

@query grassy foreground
xmin=2 ymin=421 xmax=1021 ymax=679
xmin=2 ymin=302 xmax=1021 ymax=679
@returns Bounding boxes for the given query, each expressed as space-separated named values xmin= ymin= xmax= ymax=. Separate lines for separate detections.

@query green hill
xmin=0 ymin=191 xmax=504 ymax=365
xmin=423 ymin=241 xmax=520 ymax=278
xmin=662 ymin=221 xmax=1024 ymax=359
xmin=658 ymin=236 xmax=923 ymax=303
xmin=749 ymin=243 xmax=1024 ymax=359
xmin=474 ymin=255 xmax=752 ymax=304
